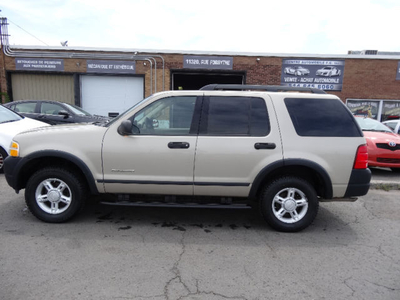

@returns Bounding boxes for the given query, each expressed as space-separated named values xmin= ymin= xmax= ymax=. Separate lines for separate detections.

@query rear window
xmin=285 ymin=98 xmax=362 ymax=137
xmin=14 ymin=102 xmax=36 ymax=113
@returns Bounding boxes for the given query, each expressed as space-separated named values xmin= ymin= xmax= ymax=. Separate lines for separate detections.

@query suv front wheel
xmin=260 ymin=177 xmax=319 ymax=232
xmin=25 ymin=167 xmax=87 ymax=223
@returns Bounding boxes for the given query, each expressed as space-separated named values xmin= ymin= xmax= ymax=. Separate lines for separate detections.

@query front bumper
xmin=3 ymin=156 xmax=23 ymax=192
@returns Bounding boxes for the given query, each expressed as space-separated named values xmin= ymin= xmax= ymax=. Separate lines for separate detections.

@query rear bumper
xmin=344 ymin=168 xmax=371 ymax=197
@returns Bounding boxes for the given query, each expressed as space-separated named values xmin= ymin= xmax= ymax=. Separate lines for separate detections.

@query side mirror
xmin=118 ymin=120 xmax=140 ymax=136
xmin=58 ymin=110 xmax=70 ymax=119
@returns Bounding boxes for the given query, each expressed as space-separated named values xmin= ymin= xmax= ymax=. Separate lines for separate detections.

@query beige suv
xmin=3 ymin=85 xmax=371 ymax=232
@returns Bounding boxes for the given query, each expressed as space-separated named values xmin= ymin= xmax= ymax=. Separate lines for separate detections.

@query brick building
xmin=1 ymin=42 xmax=400 ymax=121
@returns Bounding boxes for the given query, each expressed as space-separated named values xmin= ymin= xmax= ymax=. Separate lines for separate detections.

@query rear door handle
xmin=255 ymin=143 xmax=276 ymax=150
xmin=168 ymin=142 xmax=190 ymax=149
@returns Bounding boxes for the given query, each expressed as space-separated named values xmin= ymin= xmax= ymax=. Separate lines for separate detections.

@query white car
xmin=383 ymin=119 xmax=400 ymax=134
xmin=316 ymin=66 xmax=341 ymax=77
xmin=284 ymin=66 xmax=310 ymax=76
xmin=0 ymin=105 xmax=49 ymax=172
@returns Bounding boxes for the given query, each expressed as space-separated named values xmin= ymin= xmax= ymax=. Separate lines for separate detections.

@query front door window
xmin=132 ymin=96 xmax=197 ymax=135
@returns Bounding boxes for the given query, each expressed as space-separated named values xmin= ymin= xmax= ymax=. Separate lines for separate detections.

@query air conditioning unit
xmin=360 ymin=50 xmax=378 ymax=55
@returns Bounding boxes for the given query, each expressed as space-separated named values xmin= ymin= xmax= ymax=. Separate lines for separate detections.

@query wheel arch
xmin=0 ymin=146 xmax=8 ymax=172
xmin=249 ymin=159 xmax=333 ymax=201
xmin=12 ymin=150 xmax=99 ymax=194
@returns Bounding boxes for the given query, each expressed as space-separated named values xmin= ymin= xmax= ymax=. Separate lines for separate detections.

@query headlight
xmin=10 ymin=141 xmax=19 ymax=157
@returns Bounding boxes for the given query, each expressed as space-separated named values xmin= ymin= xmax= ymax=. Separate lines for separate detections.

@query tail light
xmin=353 ymin=145 xmax=368 ymax=169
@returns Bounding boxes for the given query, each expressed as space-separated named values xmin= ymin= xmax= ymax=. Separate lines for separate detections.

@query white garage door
xmin=80 ymin=75 xmax=144 ymax=117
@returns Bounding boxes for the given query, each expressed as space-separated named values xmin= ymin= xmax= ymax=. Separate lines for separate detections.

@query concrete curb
xmin=370 ymin=180 xmax=400 ymax=191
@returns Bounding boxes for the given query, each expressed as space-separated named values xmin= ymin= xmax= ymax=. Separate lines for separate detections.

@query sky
xmin=1 ymin=0 xmax=399 ymax=55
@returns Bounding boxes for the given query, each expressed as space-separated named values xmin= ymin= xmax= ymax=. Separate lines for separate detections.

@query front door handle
xmin=255 ymin=143 xmax=276 ymax=150
xmin=168 ymin=142 xmax=190 ymax=149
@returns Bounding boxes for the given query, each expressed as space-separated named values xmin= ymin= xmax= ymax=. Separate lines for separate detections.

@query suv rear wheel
xmin=25 ymin=167 xmax=87 ymax=223
xmin=260 ymin=177 xmax=319 ymax=232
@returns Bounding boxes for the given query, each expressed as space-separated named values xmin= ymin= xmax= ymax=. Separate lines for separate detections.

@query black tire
xmin=391 ymin=168 xmax=400 ymax=173
xmin=0 ymin=147 xmax=7 ymax=173
xmin=25 ymin=167 xmax=87 ymax=223
xmin=260 ymin=177 xmax=319 ymax=232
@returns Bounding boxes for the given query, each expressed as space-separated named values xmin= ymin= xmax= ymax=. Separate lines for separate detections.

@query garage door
xmin=80 ymin=75 xmax=144 ymax=117
xmin=11 ymin=74 xmax=74 ymax=104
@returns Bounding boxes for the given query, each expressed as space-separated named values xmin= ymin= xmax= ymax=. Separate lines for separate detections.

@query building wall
xmin=1 ymin=49 xmax=400 ymax=104
xmin=338 ymin=59 xmax=400 ymax=100
xmin=234 ymin=56 xmax=282 ymax=86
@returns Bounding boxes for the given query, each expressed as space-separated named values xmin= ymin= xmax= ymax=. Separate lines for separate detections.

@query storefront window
xmin=381 ymin=101 xmax=400 ymax=121
xmin=346 ymin=100 xmax=380 ymax=119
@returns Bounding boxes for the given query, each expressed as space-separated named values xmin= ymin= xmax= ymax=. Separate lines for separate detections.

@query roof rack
xmin=200 ymin=84 xmax=327 ymax=94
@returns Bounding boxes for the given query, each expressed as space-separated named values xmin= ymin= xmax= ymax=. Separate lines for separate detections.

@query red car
xmin=355 ymin=117 xmax=400 ymax=172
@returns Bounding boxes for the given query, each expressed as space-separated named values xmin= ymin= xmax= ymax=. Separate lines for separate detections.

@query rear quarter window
xmin=285 ymin=97 xmax=362 ymax=137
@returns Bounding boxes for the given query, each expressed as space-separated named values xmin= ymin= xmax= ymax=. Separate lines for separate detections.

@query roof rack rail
xmin=200 ymin=84 xmax=327 ymax=94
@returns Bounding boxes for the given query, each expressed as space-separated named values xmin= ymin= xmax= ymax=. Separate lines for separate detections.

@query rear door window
xmin=14 ymin=102 xmax=36 ymax=113
xmin=200 ymin=96 xmax=270 ymax=136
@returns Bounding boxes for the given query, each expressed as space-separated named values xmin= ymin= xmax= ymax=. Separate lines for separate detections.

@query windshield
xmin=105 ymin=95 xmax=154 ymax=127
xmin=64 ymin=103 xmax=92 ymax=116
xmin=355 ymin=117 xmax=393 ymax=133
xmin=0 ymin=105 xmax=23 ymax=124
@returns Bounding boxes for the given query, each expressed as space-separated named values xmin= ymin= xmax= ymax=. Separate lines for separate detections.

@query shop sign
xmin=396 ymin=62 xmax=400 ymax=80
xmin=183 ymin=55 xmax=233 ymax=70
xmin=15 ymin=58 xmax=64 ymax=71
xmin=86 ymin=60 xmax=136 ymax=74
xmin=281 ymin=59 xmax=345 ymax=91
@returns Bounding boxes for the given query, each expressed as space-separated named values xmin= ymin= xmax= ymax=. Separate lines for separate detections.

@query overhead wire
xmin=0 ymin=13 xmax=48 ymax=46
xmin=0 ymin=16 xmax=165 ymax=92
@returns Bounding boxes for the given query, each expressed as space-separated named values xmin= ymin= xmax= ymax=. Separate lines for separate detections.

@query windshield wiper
xmin=0 ymin=120 xmax=18 ymax=124
xmin=363 ymin=129 xmax=390 ymax=132
xmin=92 ymin=120 xmax=108 ymax=126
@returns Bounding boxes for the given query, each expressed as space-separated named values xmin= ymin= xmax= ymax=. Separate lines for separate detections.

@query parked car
xmin=355 ymin=116 xmax=400 ymax=172
xmin=316 ymin=66 xmax=341 ymax=77
xmin=284 ymin=66 xmax=310 ymax=76
xmin=0 ymin=105 xmax=49 ymax=173
xmin=382 ymin=119 xmax=400 ymax=134
xmin=3 ymin=100 xmax=110 ymax=125
xmin=3 ymin=84 xmax=371 ymax=232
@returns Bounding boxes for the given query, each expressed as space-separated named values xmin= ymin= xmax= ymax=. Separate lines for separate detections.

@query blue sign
xmin=15 ymin=58 xmax=64 ymax=71
xmin=87 ymin=60 xmax=136 ymax=74
xmin=281 ymin=59 xmax=345 ymax=91
xmin=396 ymin=62 xmax=400 ymax=80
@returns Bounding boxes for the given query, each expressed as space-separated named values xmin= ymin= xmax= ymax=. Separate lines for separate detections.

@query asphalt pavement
xmin=1 ymin=169 xmax=400 ymax=300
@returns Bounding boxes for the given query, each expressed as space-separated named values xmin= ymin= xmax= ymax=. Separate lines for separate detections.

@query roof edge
xmin=7 ymin=45 xmax=400 ymax=60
